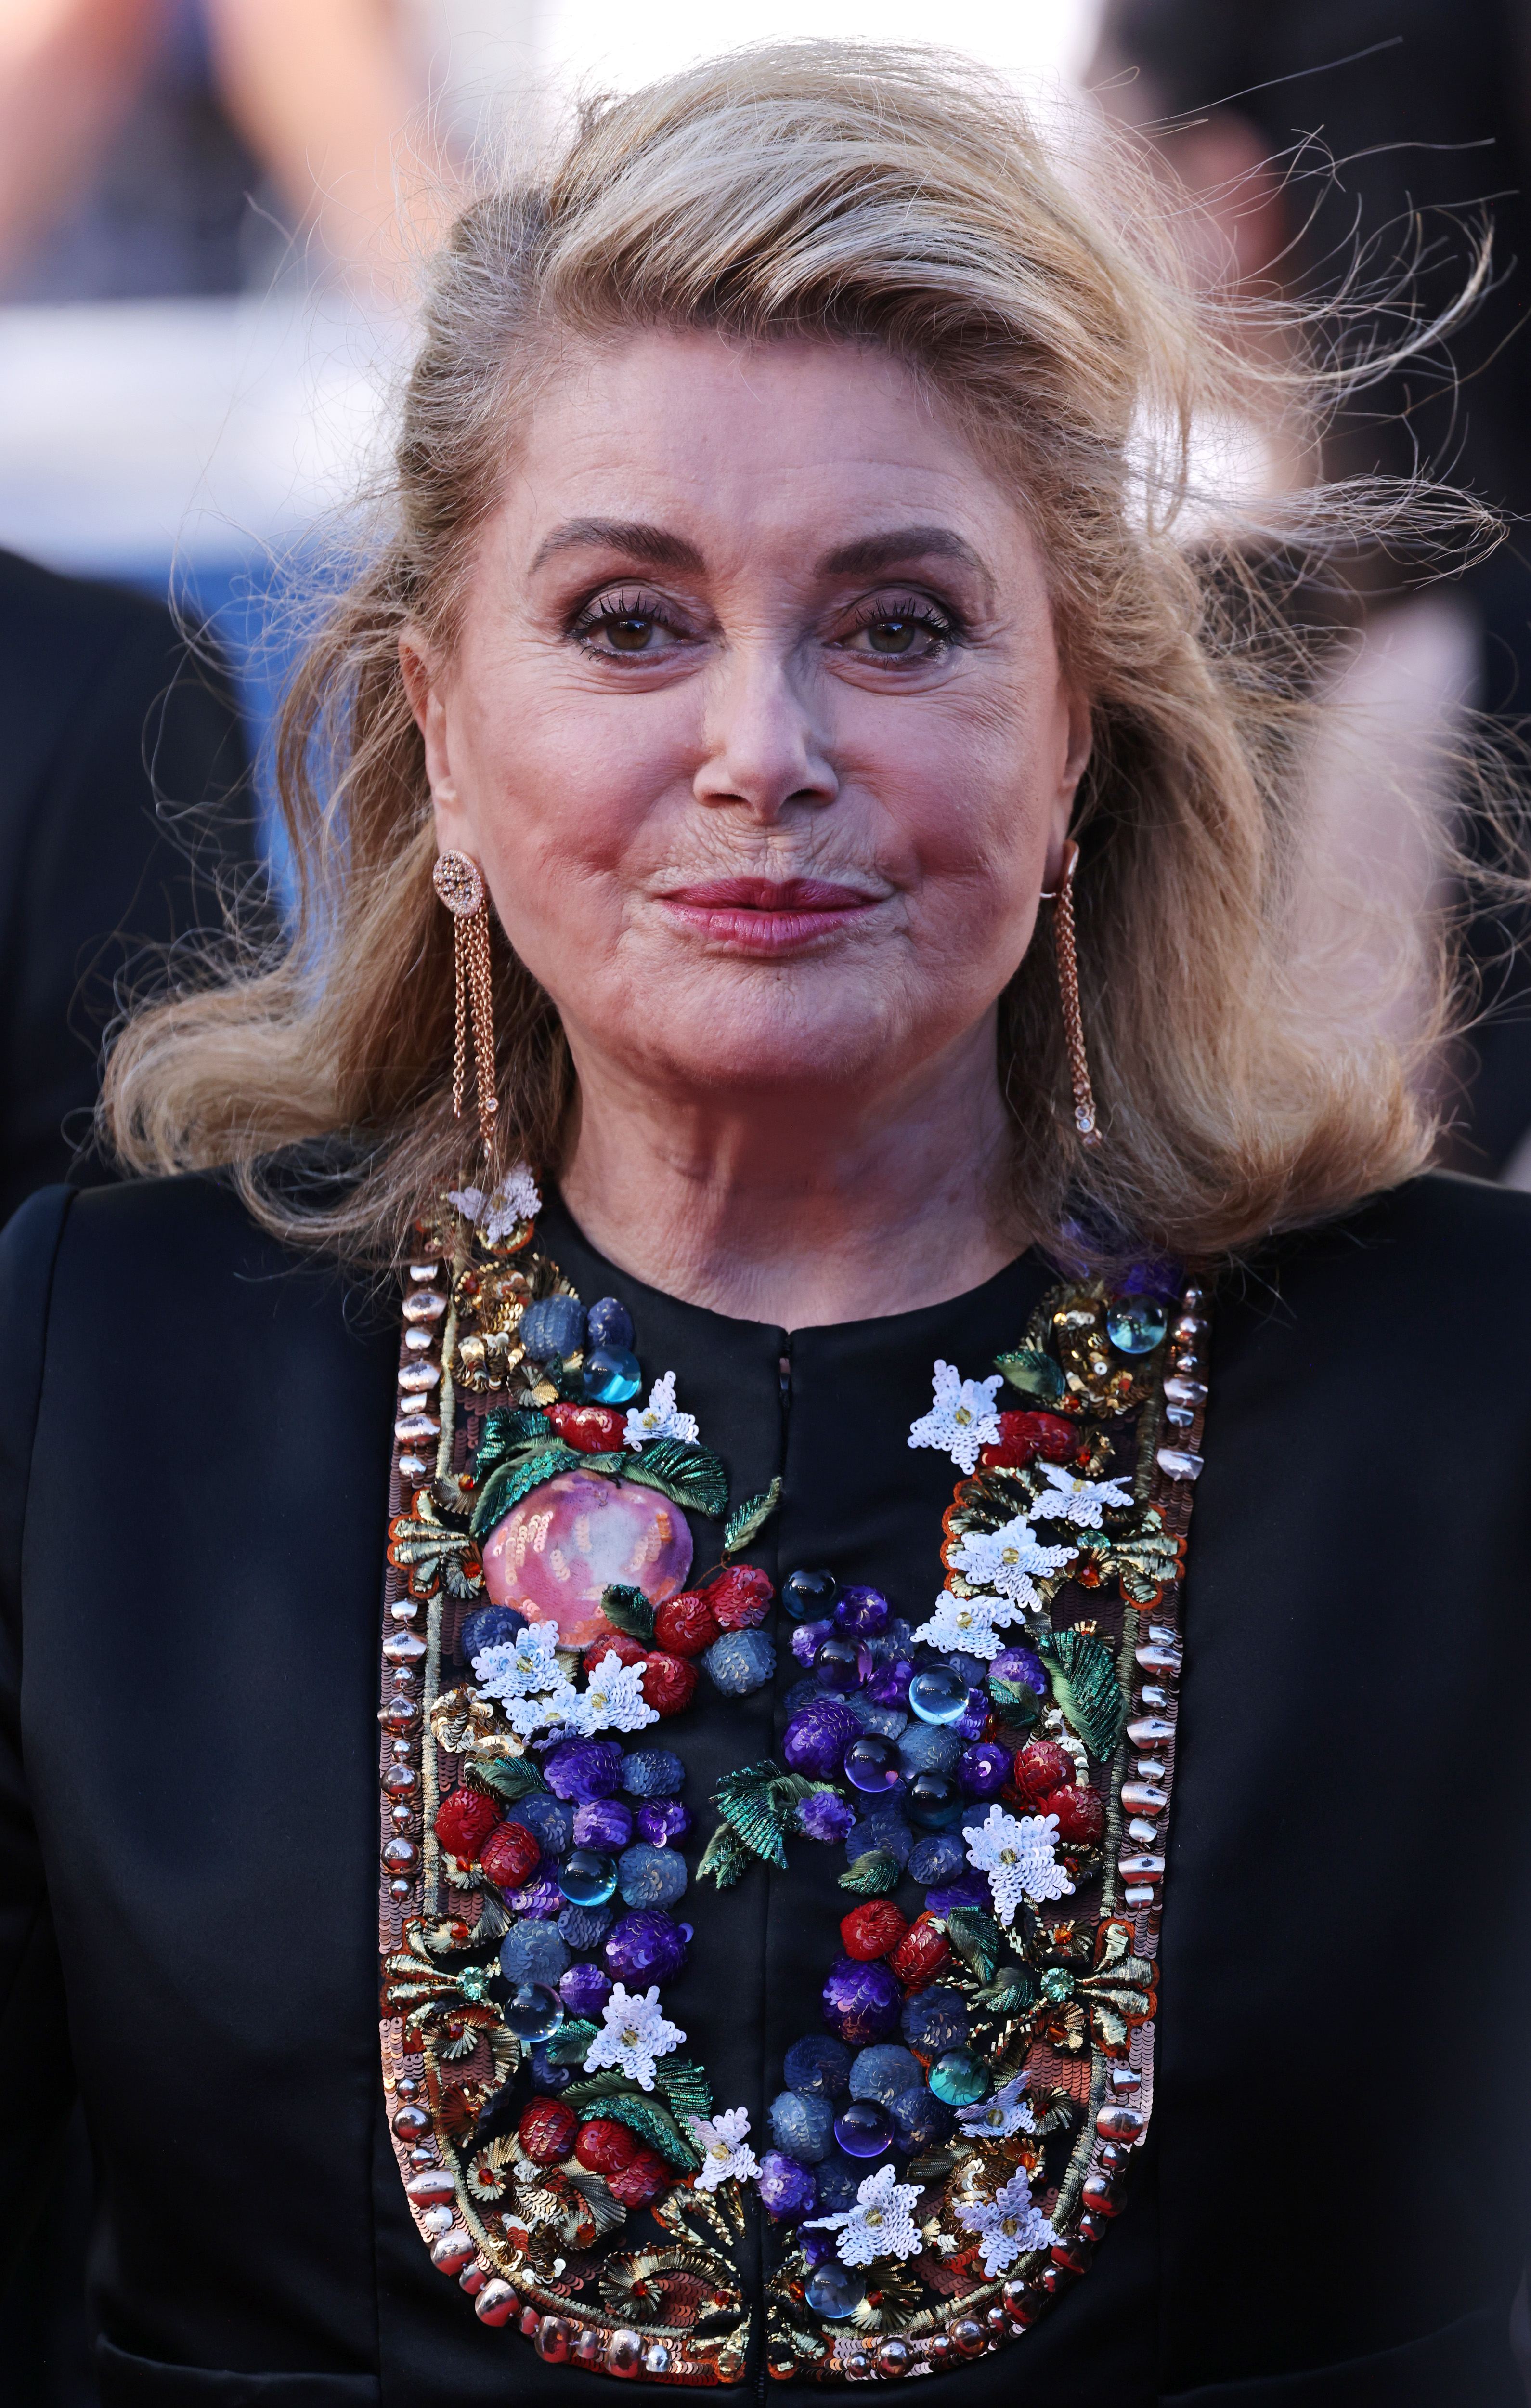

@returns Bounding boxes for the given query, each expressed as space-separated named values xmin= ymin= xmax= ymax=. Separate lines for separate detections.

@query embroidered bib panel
xmin=377 ymin=1191 xmax=1208 ymax=2385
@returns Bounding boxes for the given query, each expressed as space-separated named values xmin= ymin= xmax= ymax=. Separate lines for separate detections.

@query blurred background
xmin=2 ymin=0 xmax=1530 ymax=2389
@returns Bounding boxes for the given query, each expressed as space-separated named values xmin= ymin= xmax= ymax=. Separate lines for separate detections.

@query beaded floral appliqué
xmin=377 ymin=1200 xmax=1209 ymax=2382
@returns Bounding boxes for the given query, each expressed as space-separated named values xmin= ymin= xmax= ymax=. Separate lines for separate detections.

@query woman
xmin=3 ymin=44 xmax=1529 ymax=2408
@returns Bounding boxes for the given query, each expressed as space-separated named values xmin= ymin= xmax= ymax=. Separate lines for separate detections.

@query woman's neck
xmin=556 ymin=1021 xmax=1027 ymax=1329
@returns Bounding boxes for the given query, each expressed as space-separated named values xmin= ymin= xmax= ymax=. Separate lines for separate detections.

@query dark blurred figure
xmin=1093 ymin=0 xmax=1531 ymax=1174
xmin=0 ymin=547 xmax=259 ymax=1225
xmin=0 ymin=548 xmax=259 ymax=2404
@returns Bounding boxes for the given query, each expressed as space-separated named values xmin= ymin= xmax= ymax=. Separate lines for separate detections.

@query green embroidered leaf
xmin=698 ymin=1821 xmax=753 ymax=1888
xmin=542 ymin=2016 xmax=600 ymax=2066
xmin=658 ymin=2058 xmax=714 ymax=2125
xmin=1039 ymin=1628 xmax=1125 ymax=1761
xmin=839 ymin=1849 xmax=899 ymax=1896
xmin=469 ymin=1755 xmax=549 ymax=1803
xmin=470 ymin=1444 xmax=587 ymax=1540
xmin=713 ymin=1764 xmax=819 ymax=1870
xmin=946 ymin=1906 xmax=1000 ymax=1985
xmin=557 ymin=2069 xmax=640 ymax=2112
xmin=973 ymin=1967 xmax=1038 ymax=2016
xmin=987 ymin=1675 xmax=1043 ymax=1723
xmin=595 ymin=2094 xmax=702 ymax=2171
xmin=994 ymin=1346 xmax=1065 ymax=1404
xmin=620 ymin=1436 xmax=729 ymax=1519
xmin=723 ymin=1478 xmax=782 ymax=1558
xmin=474 ymin=1407 xmax=554 ymax=1485
xmin=599 ymin=1584 xmax=655 ymax=1644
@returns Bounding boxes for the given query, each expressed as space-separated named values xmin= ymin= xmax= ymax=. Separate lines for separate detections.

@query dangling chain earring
xmin=1040 ymin=838 xmax=1102 ymax=1150
xmin=432 ymin=850 xmax=499 ymax=1165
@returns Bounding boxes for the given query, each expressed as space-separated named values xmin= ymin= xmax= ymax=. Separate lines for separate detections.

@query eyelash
xmin=569 ymin=588 xmax=689 ymax=652
xmin=841 ymin=592 xmax=962 ymax=654
xmin=566 ymin=586 xmax=966 ymax=660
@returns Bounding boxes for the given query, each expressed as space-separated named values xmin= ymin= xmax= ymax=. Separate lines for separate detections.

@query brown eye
xmin=867 ymin=617 xmax=921 ymax=654
xmin=606 ymin=616 xmax=656 ymax=652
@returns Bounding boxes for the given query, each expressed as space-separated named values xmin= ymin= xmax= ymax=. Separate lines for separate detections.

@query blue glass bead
xmin=791 ymin=1619 xmax=834 ymax=1671
xmin=900 ymin=1985 xmax=970 ymax=2056
xmin=519 ymin=1294 xmax=588 ymax=1363
xmin=909 ymin=1832 xmax=967 ymax=1885
xmin=928 ymin=2049 xmax=990 ymax=2107
xmin=783 ymin=1568 xmax=837 ymax=1621
xmin=557 ymin=1903 xmax=611 ymax=1951
xmin=905 ymin=1770 xmax=964 ymax=1830
xmin=574 ymin=1797 xmax=633 ymax=1851
xmin=804 ymin=2263 xmax=866 ymax=2320
xmin=703 ymin=1627 xmax=776 ymax=1697
xmin=843 ymin=1734 xmax=904 ymax=1796
xmin=559 ymin=1848 xmax=619 ymax=1907
xmin=891 ymin=2086 xmax=953 ymax=2150
xmin=769 ymin=2090 xmax=834 ymax=2162
xmin=635 ymin=1799 xmax=690 ymax=1846
xmin=559 ymin=1962 xmax=611 ymax=2015
xmin=783 ymin=2035 xmax=852 ymax=2098
xmin=758 ymin=2151 xmax=816 ymax=2219
xmin=834 ymin=1584 xmax=890 ymax=1637
xmin=908 ymin=1665 xmax=970 ymax=1724
xmin=897 ymin=1723 xmax=962 ymax=1778
xmin=848 ymin=2045 xmax=921 ymax=2105
xmin=503 ymin=1981 xmax=565 ymax=2042
xmin=582 ymin=1344 xmax=642 ymax=1405
xmin=844 ymin=1813 xmax=913 ymax=1870
xmin=618 ymin=1841 xmax=688 ymax=1909
xmin=1105 ymin=1294 xmax=1168 ymax=1355
xmin=958 ymin=1741 xmax=1011 ymax=1797
xmin=811 ymin=2156 xmax=862 ymax=2213
xmin=621 ymin=1750 xmax=683 ymax=1799
xmin=832 ymin=2099 xmax=892 ymax=2159
xmin=845 ymin=1692 xmax=907 ymax=1741
xmin=499 ymin=1923 xmax=570 ymax=1987
xmin=814 ymin=1636 xmax=869 ymax=1693
xmin=586 ymin=1296 xmax=636 ymax=1351
xmin=460 ymin=1603 xmax=526 ymax=1663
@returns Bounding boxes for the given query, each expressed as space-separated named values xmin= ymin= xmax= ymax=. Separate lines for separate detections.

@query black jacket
xmin=1 ymin=1169 xmax=1528 ymax=2406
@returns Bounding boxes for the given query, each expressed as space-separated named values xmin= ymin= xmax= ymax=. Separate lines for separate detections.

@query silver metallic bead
xmin=403 ymin=1288 xmax=448 ymax=1322
xmin=1156 ymin=1444 xmax=1204 ymax=1480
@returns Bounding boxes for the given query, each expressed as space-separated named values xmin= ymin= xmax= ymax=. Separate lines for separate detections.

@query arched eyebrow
xmin=816 ymin=526 xmax=991 ymax=594
xmin=530 ymin=518 xmax=706 ymax=574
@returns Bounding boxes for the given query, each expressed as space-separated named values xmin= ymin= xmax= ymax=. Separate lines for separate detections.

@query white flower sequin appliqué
xmin=948 ymin=1512 xmax=1078 ymax=1610
xmin=956 ymin=2169 xmax=1055 ymax=2275
xmin=568 ymin=1649 xmax=659 ymax=1736
xmin=956 ymin=2071 xmax=1035 ymax=2141
xmin=447 ymin=1164 xmax=542 ymax=1245
xmin=688 ymin=2108 xmax=760 ymax=2192
xmin=583 ymin=1984 xmax=686 ymax=2091
xmin=908 ymin=1361 xmax=1003 ymax=1476
xmin=1031 ymin=1459 xmax=1134 ymax=1528
xmin=805 ymin=2164 xmax=924 ymax=2266
xmin=966 ymin=1802 xmax=1075 ymax=1924
xmin=623 ymin=1370 xmax=700 ymax=1449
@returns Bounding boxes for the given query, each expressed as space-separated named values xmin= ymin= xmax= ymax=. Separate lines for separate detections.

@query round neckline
xmin=536 ymin=1186 xmax=1052 ymax=1348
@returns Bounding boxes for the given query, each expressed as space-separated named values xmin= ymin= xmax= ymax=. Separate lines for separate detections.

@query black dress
xmin=1 ymin=1169 xmax=1529 ymax=2406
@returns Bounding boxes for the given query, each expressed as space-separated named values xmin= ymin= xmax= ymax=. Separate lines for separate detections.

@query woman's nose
xmin=691 ymin=644 xmax=839 ymax=821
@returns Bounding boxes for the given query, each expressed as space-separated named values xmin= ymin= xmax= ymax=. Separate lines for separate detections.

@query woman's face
xmin=409 ymin=330 xmax=1090 ymax=1119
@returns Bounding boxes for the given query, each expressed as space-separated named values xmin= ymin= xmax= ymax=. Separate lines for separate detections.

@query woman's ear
xmin=400 ymin=629 xmax=469 ymax=851
xmin=1044 ymin=689 xmax=1093 ymax=890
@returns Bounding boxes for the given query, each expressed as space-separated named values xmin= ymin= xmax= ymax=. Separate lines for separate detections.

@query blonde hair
xmin=102 ymin=40 xmax=1507 ymax=1266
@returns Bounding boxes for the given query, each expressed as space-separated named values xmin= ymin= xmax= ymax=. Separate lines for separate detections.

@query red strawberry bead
xmin=606 ymin=2145 xmax=670 ymax=2207
xmin=1013 ymin=1741 xmax=1077 ymax=1807
xmin=480 ymin=1819 xmax=541 ymax=1891
xmin=639 ymin=1650 xmax=698 ymax=1717
xmin=519 ymin=2097 xmax=579 ymax=2165
xmin=888 ymin=1911 xmax=952 ymax=1990
xmin=840 ymin=1902 xmax=909 ymax=1961
xmin=432 ymin=1785 xmax=501 ymax=1859
xmin=979 ymin=1410 xmax=1085 ymax=1471
xmin=1045 ymin=1783 xmax=1105 ymax=1844
xmin=575 ymin=2117 xmax=642 ymax=2174
xmin=704 ymin=1564 xmax=775 ymax=1630
xmin=652 ymin=1592 xmax=722 ymax=1657
xmin=584 ymin=1632 xmax=649 ymax=1674
xmin=546 ymin=1402 xmax=626 ymax=1454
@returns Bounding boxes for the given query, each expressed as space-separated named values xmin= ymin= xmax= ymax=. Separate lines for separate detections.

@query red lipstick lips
xmin=660 ymin=877 xmax=876 ymax=953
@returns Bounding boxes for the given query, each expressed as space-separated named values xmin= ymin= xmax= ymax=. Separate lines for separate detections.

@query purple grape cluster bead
xmin=545 ymin=1739 xmax=625 ymax=1802
xmin=957 ymin=1739 xmax=1011 ymax=1797
xmin=559 ymin=1962 xmax=612 ymax=2015
xmin=991 ymin=1644 xmax=1049 ymax=1698
xmin=797 ymin=1791 xmax=856 ymax=1845
xmin=635 ymin=1799 xmax=690 ymax=1846
xmin=603 ymin=1908 xmax=688 ymax=1984
xmin=821 ymin=1954 xmax=902 ymax=2045
xmin=506 ymin=1872 xmax=564 ymax=1919
xmin=783 ymin=1699 xmax=861 ymax=1778
xmin=574 ymin=1797 xmax=633 ymax=1850
xmin=791 ymin=1619 xmax=834 ymax=1671
xmin=834 ymin=1584 xmax=891 ymax=1637
xmin=758 ymin=2150 xmax=817 ymax=2219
